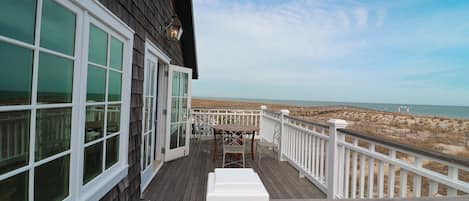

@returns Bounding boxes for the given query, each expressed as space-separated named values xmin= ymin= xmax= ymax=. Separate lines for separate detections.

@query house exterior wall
xmin=96 ymin=0 xmax=187 ymax=200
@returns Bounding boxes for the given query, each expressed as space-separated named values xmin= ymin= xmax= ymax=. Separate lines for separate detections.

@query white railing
xmin=258 ymin=106 xmax=469 ymax=200
xmin=191 ymin=108 xmax=260 ymax=137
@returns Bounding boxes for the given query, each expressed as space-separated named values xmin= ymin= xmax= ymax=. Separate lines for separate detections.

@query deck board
xmin=142 ymin=139 xmax=326 ymax=201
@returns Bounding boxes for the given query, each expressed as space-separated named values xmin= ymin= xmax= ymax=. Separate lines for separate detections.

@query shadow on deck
xmin=143 ymin=139 xmax=325 ymax=201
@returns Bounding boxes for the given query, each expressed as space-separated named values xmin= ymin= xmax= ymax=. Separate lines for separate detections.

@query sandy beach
xmin=192 ymin=98 xmax=469 ymax=159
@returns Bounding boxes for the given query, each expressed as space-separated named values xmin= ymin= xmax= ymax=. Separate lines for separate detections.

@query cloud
xmin=354 ymin=7 xmax=368 ymax=28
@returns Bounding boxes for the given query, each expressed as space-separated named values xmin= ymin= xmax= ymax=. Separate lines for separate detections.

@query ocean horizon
xmin=195 ymin=96 xmax=469 ymax=120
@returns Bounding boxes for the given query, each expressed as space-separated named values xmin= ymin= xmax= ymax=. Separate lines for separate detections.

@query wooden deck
xmin=142 ymin=139 xmax=326 ymax=201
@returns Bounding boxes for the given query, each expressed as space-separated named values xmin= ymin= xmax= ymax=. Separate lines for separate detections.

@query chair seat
xmin=223 ymin=145 xmax=245 ymax=154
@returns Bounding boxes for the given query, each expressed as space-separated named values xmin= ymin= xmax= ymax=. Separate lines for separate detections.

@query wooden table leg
xmin=213 ymin=133 xmax=218 ymax=161
xmin=251 ymin=132 xmax=255 ymax=160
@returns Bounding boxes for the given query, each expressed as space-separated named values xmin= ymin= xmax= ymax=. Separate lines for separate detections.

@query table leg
xmin=213 ymin=132 xmax=218 ymax=161
xmin=251 ymin=132 xmax=255 ymax=160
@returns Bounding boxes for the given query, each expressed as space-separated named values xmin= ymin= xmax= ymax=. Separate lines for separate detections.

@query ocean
xmin=199 ymin=97 xmax=469 ymax=120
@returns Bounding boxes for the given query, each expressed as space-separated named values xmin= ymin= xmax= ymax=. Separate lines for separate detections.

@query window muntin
xmin=83 ymin=20 xmax=124 ymax=184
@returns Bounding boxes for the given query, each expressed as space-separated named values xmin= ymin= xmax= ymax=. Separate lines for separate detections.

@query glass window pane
xmin=108 ymin=71 xmax=121 ymax=102
xmin=40 ymin=0 xmax=76 ymax=56
xmin=107 ymin=104 xmax=120 ymax=134
xmin=35 ymin=108 xmax=71 ymax=161
xmin=150 ymin=62 xmax=156 ymax=96
xmin=172 ymin=72 xmax=180 ymax=96
xmin=105 ymin=136 xmax=119 ymax=169
xmin=170 ymin=124 xmax=178 ymax=149
xmin=37 ymin=52 xmax=73 ymax=104
xmin=170 ymin=98 xmax=179 ymax=123
xmin=109 ymin=37 xmax=123 ymax=70
xmin=85 ymin=106 xmax=104 ymax=143
xmin=0 ymin=111 xmax=30 ymax=175
xmin=83 ymin=142 xmax=103 ymax=184
xmin=34 ymin=155 xmax=69 ymax=201
xmin=0 ymin=0 xmax=36 ymax=44
xmin=86 ymin=65 xmax=106 ymax=102
xmin=0 ymin=171 xmax=28 ymax=201
xmin=88 ymin=24 xmax=107 ymax=66
xmin=0 ymin=42 xmax=33 ymax=106
xmin=179 ymin=123 xmax=186 ymax=147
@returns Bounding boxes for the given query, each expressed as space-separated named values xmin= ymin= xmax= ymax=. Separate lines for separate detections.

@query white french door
xmin=165 ymin=65 xmax=192 ymax=161
xmin=141 ymin=50 xmax=158 ymax=188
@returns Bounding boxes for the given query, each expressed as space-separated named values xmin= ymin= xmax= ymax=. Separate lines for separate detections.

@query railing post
xmin=259 ymin=105 xmax=267 ymax=137
xmin=327 ymin=119 xmax=348 ymax=199
xmin=279 ymin=109 xmax=290 ymax=161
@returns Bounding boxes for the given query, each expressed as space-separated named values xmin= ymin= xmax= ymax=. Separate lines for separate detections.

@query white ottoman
xmin=206 ymin=168 xmax=269 ymax=201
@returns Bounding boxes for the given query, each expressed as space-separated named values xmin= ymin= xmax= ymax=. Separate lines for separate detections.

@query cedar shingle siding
xmin=97 ymin=0 xmax=187 ymax=200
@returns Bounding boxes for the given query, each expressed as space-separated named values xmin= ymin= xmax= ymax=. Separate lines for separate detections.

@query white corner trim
xmin=145 ymin=39 xmax=172 ymax=64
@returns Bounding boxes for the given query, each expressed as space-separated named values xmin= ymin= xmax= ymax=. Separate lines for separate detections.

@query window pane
xmin=40 ymin=0 xmax=76 ymax=56
xmin=170 ymin=124 xmax=178 ymax=149
xmin=83 ymin=142 xmax=103 ymax=184
xmin=0 ymin=111 xmax=30 ymax=175
xmin=108 ymin=71 xmax=122 ymax=101
xmin=109 ymin=37 xmax=123 ymax=70
xmin=105 ymin=136 xmax=119 ymax=169
xmin=37 ymin=52 xmax=73 ymax=104
xmin=0 ymin=42 xmax=33 ymax=106
xmin=34 ymin=155 xmax=69 ymax=201
xmin=107 ymin=104 xmax=120 ymax=134
xmin=35 ymin=108 xmax=71 ymax=161
xmin=86 ymin=65 xmax=106 ymax=102
xmin=0 ymin=171 xmax=28 ymax=201
xmin=88 ymin=24 xmax=107 ymax=66
xmin=85 ymin=106 xmax=104 ymax=143
xmin=179 ymin=123 xmax=186 ymax=147
xmin=172 ymin=72 xmax=180 ymax=96
xmin=0 ymin=0 xmax=36 ymax=44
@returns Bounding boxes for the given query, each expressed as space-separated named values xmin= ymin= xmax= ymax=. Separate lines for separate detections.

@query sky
xmin=191 ymin=0 xmax=469 ymax=106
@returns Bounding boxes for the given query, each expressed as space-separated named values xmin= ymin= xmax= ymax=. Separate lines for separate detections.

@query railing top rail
xmin=284 ymin=115 xmax=329 ymax=129
xmin=191 ymin=107 xmax=260 ymax=112
xmin=338 ymin=128 xmax=469 ymax=167
xmin=264 ymin=110 xmax=281 ymax=115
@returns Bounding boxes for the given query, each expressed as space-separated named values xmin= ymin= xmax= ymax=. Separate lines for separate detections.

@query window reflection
xmin=85 ymin=105 xmax=104 ymax=143
xmin=35 ymin=108 xmax=71 ymax=161
xmin=106 ymin=104 xmax=120 ymax=134
xmin=0 ymin=111 xmax=30 ymax=175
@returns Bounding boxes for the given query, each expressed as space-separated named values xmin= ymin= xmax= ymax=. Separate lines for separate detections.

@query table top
xmin=211 ymin=124 xmax=258 ymax=133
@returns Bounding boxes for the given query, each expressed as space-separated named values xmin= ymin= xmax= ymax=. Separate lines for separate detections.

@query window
xmin=0 ymin=0 xmax=134 ymax=201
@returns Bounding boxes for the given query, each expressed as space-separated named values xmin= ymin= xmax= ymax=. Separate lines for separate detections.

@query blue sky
xmin=192 ymin=0 xmax=469 ymax=106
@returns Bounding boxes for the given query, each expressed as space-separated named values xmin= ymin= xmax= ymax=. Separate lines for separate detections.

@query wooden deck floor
xmin=142 ymin=139 xmax=325 ymax=201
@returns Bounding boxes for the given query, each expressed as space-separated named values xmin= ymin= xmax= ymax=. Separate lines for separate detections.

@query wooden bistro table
xmin=211 ymin=124 xmax=259 ymax=161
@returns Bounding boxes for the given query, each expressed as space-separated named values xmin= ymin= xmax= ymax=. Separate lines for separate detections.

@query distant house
xmin=0 ymin=0 xmax=197 ymax=200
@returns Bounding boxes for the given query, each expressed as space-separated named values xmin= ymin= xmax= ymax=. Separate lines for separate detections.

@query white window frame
xmin=72 ymin=0 xmax=134 ymax=201
xmin=0 ymin=0 xmax=134 ymax=201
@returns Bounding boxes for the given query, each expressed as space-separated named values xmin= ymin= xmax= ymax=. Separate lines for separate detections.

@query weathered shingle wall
xmin=96 ymin=0 xmax=185 ymax=200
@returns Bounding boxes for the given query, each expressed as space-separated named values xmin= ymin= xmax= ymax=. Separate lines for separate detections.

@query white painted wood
xmin=400 ymin=169 xmax=408 ymax=198
xmin=413 ymin=157 xmax=422 ymax=197
xmin=351 ymin=139 xmax=358 ymax=199
xmin=447 ymin=166 xmax=458 ymax=196
xmin=378 ymin=160 xmax=385 ymax=198
xmin=388 ymin=150 xmax=396 ymax=198
xmin=360 ymin=154 xmax=366 ymax=199
xmin=368 ymin=144 xmax=375 ymax=198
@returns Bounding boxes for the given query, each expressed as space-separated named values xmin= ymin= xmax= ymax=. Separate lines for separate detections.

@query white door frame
xmin=165 ymin=65 xmax=192 ymax=161
xmin=140 ymin=40 xmax=171 ymax=192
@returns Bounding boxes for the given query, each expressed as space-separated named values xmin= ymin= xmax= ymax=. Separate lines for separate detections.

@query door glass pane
xmin=35 ymin=108 xmax=71 ymax=161
xmin=37 ymin=52 xmax=73 ymax=104
xmin=170 ymin=124 xmax=178 ymax=149
xmin=146 ymin=135 xmax=151 ymax=166
xmin=88 ymin=24 xmax=107 ymax=66
xmin=172 ymin=72 xmax=179 ymax=96
xmin=85 ymin=106 xmax=104 ymax=143
xmin=108 ymin=71 xmax=121 ymax=101
xmin=150 ymin=62 xmax=156 ymax=96
xmin=181 ymin=73 xmax=188 ymax=96
xmin=107 ymin=104 xmax=120 ymax=134
xmin=0 ymin=42 xmax=33 ymax=106
xmin=105 ymin=135 xmax=119 ymax=169
xmin=34 ymin=155 xmax=69 ymax=201
xmin=109 ymin=37 xmax=123 ymax=70
xmin=40 ymin=0 xmax=76 ymax=56
xmin=179 ymin=123 xmax=186 ymax=147
xmin=83 ymin=142 xmax=103 ymax=184
xmin=0 ymin=111 xmax=30 ymax=175
xmin=171 ymin=98 xmax=179 ymax=123
xmin=0 ymin=171 xmax=28 ymax=201
xmin=148 ymin=97 xmax=153 ymax=130
xmin=143 ymin=134 xmax=147 ymax=169
xmin=86 ymin=65 xmax=106 ymax=102
xmin=144 ymin=60 xmax=151 ymax=96
xmin=0 ymin=0 xmax=36 ymax=44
